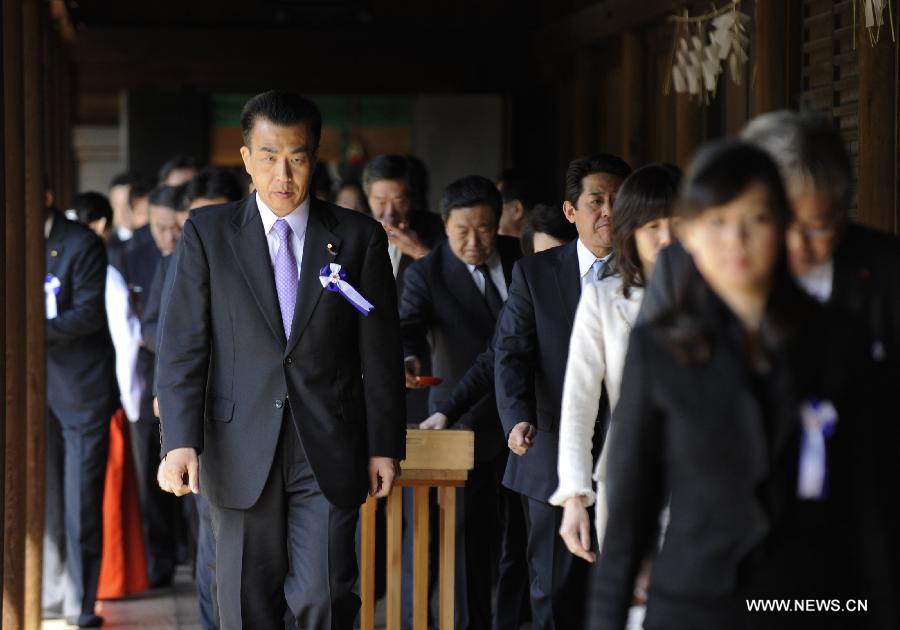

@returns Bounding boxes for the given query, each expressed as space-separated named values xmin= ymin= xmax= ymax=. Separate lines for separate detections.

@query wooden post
xmin=674 ymin=93 xmax=705 ymax=168
xmin=359 ymin=496 xmax=377 ymax=630
xmin=412 ymin=487 xmax=429 ymax=630
xmin=23 ymin=1 xmax=47 ymax=627
xmin=752 ymin=0 xmax=792 ymax=115
xmin=619 ymin=30 xmax=644 ymax=167
xmin=438 ymin=486 xmax=456 ymax=630
xmin=2 ymin=0 xmax=28 ymax=625
xmin=857 ymin=6 xmax=899 ymax=233
xmin=0 ymin=0 xmax=7 ymax=607
xmin=385 ymin=487 xmax=403 ymax=630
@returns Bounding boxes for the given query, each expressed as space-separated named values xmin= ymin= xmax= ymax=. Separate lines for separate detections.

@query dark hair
xmin=498 ymin=168 xmax=541 ymax=212
xmin=128 ymin=176 xmax=155 ymax=207
xmin=157 ymin=155 xmax=197 ymax=184
xmin=521 ymin=202 xmax=577 ymax=255
xmin=564 ymin=153 xmax=632 ymax=206
xmin=240 ymin=90 xmax=322 ymax=151
xmin=184 ymin=167 xmax=244 ymax=205
xmin=109 ymin=171 xmax=138 ymax=189
xmin=361 ymin=155 xmax=416 ymax=198
xmin=439 ymin=175 xmax=502 ymax=223
xmin=611 ymin=163 xmax=681 ymax=297
xmin=148 ymin=185 xmax=184 ymax=212
xmin=664 ymin=140 xmax=799 ymax=364
xmin=740 ymin=110 xmax=853 ymax=224
xmin=69 ymin=192 xmax=113 ymax=226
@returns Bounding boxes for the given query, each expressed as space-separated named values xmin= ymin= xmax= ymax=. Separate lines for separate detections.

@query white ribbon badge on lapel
xmin=797 ymin=399 xmax=838 ymax=500
xmin=44 ymin=273 xmax=61 ymax=320
xmin=319 ymin=263 xmax=374 ymax=316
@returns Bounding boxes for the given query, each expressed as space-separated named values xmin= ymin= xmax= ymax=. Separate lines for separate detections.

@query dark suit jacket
xmin=141 ymin=253 xmax=172 ymax=355
xmin=594 ymin=279 xmax=897 ymax=629
xmin=494 ymin=240 xmax=605 ymax=502
xmin=46 ymin=211 xmax=119 ymax=428
xmin=156 ymin=196 xmax=407 ymax=510
xmin=400 ymin=236 xmax=520 ymax=461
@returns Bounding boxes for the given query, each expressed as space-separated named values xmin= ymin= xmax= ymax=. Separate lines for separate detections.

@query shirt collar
xmin=576 ymin=238 xmax=611 ymax=278
xmin=467 ymin=249 xmax=501 ymax=274
xmin=44 ymin=214 xmax=54 ymax=239
xmin=256 ymin=192 xmax=310 ymax=239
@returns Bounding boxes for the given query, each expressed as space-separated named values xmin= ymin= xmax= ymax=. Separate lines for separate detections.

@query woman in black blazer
xmin=592 ymin=140 xmax=897 ymax=630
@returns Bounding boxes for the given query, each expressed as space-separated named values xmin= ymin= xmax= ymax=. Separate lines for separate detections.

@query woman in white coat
xmin=550 ymin=163 xmax=681 ymax=561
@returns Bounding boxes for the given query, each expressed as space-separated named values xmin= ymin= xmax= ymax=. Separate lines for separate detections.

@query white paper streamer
xmin=797 ymin=400 xmax=839 ymax=500
xmin=45 ymin=274 xmax=61 ymax=320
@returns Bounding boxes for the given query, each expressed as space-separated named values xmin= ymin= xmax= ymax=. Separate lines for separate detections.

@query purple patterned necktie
xmin=272 ymin=218 xmax=297 ymax=339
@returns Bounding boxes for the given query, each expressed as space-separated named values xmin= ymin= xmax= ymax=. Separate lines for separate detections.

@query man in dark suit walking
xmin=494 ymin=154 xmax=630 ymax=629
xmin=43 ymin=207 xmax=119 ymax=628
xmin=401 ymin=175 xmax=521 ymax=628
xmin=157 ymin=91 xmax=406 ymax=629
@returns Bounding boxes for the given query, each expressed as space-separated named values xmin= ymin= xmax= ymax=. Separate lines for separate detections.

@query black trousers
xmin=522 ymin=496 xmax=591 ymax=630
xmin=210 ymin=413 xmax=360 ymax=630
xmin=42 ymin=411 xmax=109 ymax=619
xmin=129 ymin=418 xmax=180 ymax=586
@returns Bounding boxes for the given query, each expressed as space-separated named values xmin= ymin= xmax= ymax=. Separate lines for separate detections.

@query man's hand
xmin=559 ymin=496 xmax=596 ymax=562
xmin=369 ymin=457 xmax=400 ymax=498
xmin=419 ymin=412 xmax=448 ymax=430
xmin=159 ymin=447 xmax=200 ymax=496
xmin=507 ymin=421 xmax=536 ymax=456
xmin=384 ymin=222 xmax=430 ymax=260
xmin=404 ymin=356 xmax=425 ymax=389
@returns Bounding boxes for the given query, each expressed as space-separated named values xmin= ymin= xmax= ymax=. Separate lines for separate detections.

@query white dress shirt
xmin=576 ymin=238 xmax=612 ymax=287
xmin=257 ymin=192 xmax=309 ymax=279
xmin=388 ymin=243 xmax=403 ymax=278
xmin=551 ymin=273 xmax=646 ymax=551
xmin=45 ymin=214 xmax=54 ymax=238
xmin=466 ymin=251 xmax=509 ymax=302
xmin=105 ymin=265 xmax=144 ymax=421
xmin=796 ymin=258 xmax=834 ymax=303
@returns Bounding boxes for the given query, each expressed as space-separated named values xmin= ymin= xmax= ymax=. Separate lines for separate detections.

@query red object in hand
xmin=415 ymin=376 xmax=443 ymax=386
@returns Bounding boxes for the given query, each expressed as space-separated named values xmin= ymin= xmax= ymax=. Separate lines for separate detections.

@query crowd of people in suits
xmin=42 ymin=93 xmax=900 ymax=630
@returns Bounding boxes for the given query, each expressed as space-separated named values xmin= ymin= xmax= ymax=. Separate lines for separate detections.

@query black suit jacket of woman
xmin=156 ymin=196 xmax=407 ymax=510
xmin=594 ymin=280 xmax=897 ymax=629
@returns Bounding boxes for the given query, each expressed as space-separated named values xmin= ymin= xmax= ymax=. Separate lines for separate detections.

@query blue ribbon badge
xmin=319 ymin=263 xmax=374 ymax=316
xmin=797 ymin=398 xmax=838 ymax=500
xmin=44 ymin=273 xmax=61 ymax=320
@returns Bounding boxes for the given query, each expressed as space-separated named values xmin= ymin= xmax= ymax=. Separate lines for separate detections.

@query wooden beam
xmin=0 ymin=0 xmax=7 ymax=608
xmin=74 ymin=27 xmax=527 ymax=93
xmin=533 ymin=0 xmax=678 ymax=56
xmin=2 ymin=0 xmax=27 ymax=625
xmin=857 ymin=8 xmax=898 ymax=233
xmin=22 ymin=1 xmax=47 ymax=627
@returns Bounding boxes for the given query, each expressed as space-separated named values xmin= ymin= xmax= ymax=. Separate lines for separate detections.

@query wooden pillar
xmin=619 ymin=31 xmax=644 ymax=168
xmin=359 ymin=496 xmax=377 ymax=630
xmin=857 ymin=10 xmax=899 ymax=233
xmin=385 ymin=488 xmax=403 ymax=630
xmin=412 ymin=487 xmax=429 ymax=630
xmin=674 ymin=93 xmax=705 ymax=168
xmin=0 ymin=0 xmax=7 ymax=610
xmin=573 ymin=50 xmax=595 ymax=157
xmin=2 ymin=0 xmax=28 ymax=625
xmin=22 ymin=1 xmax=47 ymax=625
xmin=752 ymin=0 xmax=793 ymax=115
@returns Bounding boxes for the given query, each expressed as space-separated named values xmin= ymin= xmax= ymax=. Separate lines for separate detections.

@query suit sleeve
xmin=551 ymin=282 xmax=606 ymax=507
xmin=141 ymin=254 xmax=168 ymax=353
xmin=359 ymin=224 xmax=407 ymax=459
xmin=398 ymin=257 xmax=433 ymax=361
xmin=47 ymin=233 xmax=108 ymax=343
xmin=436 ymin=344 xmax=495 ymax=423
xmin=494 ymin=261 xmax=538 ymax=436
xmin=156 ymin=219 xmax=210 ymax=455
xmin=592 ymin=327 xmax=665 ymax=628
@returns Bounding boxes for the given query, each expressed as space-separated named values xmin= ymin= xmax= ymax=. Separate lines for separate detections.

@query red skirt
xmin=97 ymin=408 xmax=149 ymax=599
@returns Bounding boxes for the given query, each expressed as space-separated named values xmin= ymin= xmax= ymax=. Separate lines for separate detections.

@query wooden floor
xmin=42 ymin=566 xmax=201 ymax=630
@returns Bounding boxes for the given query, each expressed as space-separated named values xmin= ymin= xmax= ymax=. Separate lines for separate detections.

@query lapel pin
xmin=50 ymin=250 xmax=59 ymax=257
xmin=326 ymin=243 xmax=338 ymax=256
